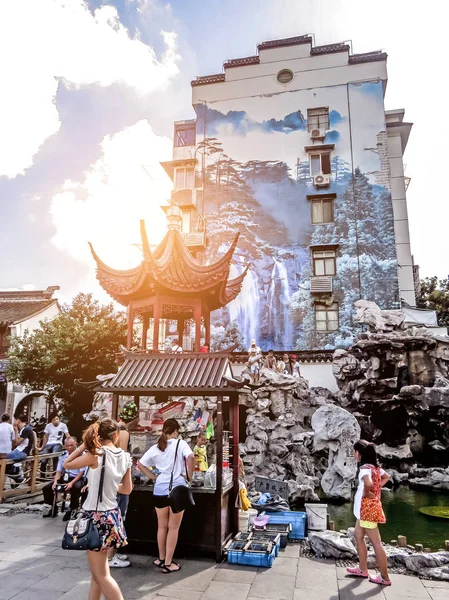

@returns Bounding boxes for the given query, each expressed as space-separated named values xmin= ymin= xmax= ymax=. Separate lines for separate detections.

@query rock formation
xmin=311 ymin=405 xmax=360 ymax=500
xmin=333 ymin=302 xmax=449 ymax=479
xmin=238 ymin=367 xmax=332 ymax=502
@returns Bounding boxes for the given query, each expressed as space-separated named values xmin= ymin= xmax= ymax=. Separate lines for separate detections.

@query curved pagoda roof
xmin=89 ymin=221 xmax=248 ymax=310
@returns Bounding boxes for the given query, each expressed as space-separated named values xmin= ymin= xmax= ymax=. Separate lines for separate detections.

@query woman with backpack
xmin=346 ymin=440 xmax=392 ymax=586
xmin=63 ymin=418 xmax=132 ymax=600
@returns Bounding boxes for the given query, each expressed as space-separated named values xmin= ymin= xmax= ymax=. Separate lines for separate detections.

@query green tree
xmin=7 ymin=293 xmax=127 ymax=435
xmin=416 ymin=276 xmax=449 ymax=326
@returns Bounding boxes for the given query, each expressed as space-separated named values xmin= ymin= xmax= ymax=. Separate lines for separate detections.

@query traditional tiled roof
xmin=311 ymin=43 xmax=350 ymax=56
xmin=90 ymin=221 xmax=247 ymax=309
xmin=0 ymin=287 xmax=60 ymax=326
xmin=223 ymin=56 xmax=260 ymax=68
xmin=349 ymin=51 xmax=388 ymax=64
xmin=98 ymin=353 xmax=232 ymax=393
xmin=191 ymin=35 xmax=387 ymax=87
xmin=257 ymin=35 xmax=313 ymax=50
xmin=191 ymin=73 xmax=225 ymax=87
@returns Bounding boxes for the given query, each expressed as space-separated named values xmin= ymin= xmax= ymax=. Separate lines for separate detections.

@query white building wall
xmin=387 ymin=133 xmax=416 ymax=306
xmin=14 ymin=303 xmax=61 ymax=337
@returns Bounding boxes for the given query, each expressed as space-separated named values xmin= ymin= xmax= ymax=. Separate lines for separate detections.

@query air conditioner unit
xmin=310 ymin=276 xmax=333 ymax=294
xmin=314 ymin=174 xmax=330 ymax=188
xmin=311 ymin=128 xmax=325 ymax=140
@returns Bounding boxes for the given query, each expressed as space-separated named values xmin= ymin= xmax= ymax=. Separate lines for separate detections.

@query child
xmin=265 ymin=349 xmax=276 ymax=370
xmin=346 ymin=440 xmax=392 ymax=586
xmin=193 ymin=432 xmax=208 ymax=472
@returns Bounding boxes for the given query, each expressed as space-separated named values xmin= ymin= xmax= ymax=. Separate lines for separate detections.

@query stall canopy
xmin=85 ymin=351 xmax=236 ymax=396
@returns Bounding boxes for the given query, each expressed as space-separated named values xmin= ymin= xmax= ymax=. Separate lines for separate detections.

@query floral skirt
xmin=83 ymin=507 xmax=128 ymax=552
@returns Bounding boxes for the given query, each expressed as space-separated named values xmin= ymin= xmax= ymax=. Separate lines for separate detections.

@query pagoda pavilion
xmin=89 ymin=208 xmax=248 ymax=351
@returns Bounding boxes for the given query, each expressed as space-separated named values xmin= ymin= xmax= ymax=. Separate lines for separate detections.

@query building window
xmin=311 ymin=196 xmax=334 ymax=224
xmin=315 ymin=302 xmax=339 ymax=332
xmin=307 ymin=107 xmax=329 ymax=131
xmin=277 ymin=69 xmax=294 ymax=84
xmin=174 ymin=125 xmax=195 ymax=147
xmin=313 ymin=249 xmax=336 ymax=276
xmin=174 ymin=167 xmax=195 ymax=190
xmin=310 ymin=152 xmax=331 ymax=176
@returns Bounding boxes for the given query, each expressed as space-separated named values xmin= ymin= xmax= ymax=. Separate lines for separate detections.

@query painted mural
xmin=194 ymin=81 xmax=399 ymax=350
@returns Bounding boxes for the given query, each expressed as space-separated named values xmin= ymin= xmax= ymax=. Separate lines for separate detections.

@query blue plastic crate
xmin=261 ymin=511 xmax=307 ymax=540
xmin=227 ymin=544 xmax=276 ymax=568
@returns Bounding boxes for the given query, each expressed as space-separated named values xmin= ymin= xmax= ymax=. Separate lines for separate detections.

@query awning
xmin=93 ymin=353 xmax=234 ymax=394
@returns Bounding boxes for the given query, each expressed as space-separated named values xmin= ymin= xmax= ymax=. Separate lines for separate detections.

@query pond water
xmin=326 ymin=486 xmax=449 ymax=550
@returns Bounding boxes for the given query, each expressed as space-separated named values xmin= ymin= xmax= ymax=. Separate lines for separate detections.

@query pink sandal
xmin=369 ymin=574 xmax=392 ymax=586
xmin=346 ymin=567 xmax=369 ymax=578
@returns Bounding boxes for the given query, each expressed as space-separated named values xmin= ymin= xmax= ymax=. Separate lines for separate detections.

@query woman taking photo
xmin=138 ymin=418 xmax=195 ymax=574
xmin=64 ymin=418 xmax=132 ymax=600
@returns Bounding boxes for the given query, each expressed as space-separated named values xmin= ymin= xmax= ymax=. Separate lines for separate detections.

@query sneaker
xmin=116 ymin=553 xmax=128 ymax=561
xmin=109 ymin=557 xmax=130 ymax=568
xmin=62 ymin=510 xmax=72 ymax=522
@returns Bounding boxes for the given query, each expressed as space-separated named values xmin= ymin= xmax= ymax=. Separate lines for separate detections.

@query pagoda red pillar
xmin=153 ymin=297 xmax=161 ymax=351
xmin=194 ymin=302 xmax=201 ymax=352
xmin=204 ymin=309 xmax=211 ymax=348
xmin=127 ymin=305 xmax=134 ymax=350
xmin=142 ymin=314 xmax=149 ymax=350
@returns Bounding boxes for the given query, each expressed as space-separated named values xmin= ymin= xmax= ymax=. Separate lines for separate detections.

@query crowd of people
xmin=0 ymin=396 xmax=394 ymax=593
xmin=247 ymin=339 xmax=301 ymax=383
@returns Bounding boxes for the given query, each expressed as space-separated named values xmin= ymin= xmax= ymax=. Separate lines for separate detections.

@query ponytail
xmin=158 ymin=432 xmax=168 ymax=452
xmin=157 ymin=418 xmax=180 ymax=452
xmin=83 ymin=418 xmax=119 ymax=455
xmin=83 ymin=422 xmax=101 ymax=455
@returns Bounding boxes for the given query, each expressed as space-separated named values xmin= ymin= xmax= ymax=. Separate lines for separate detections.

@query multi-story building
xmin=161 ymin=35 xmax=415 ymax=351
xmin=0 ymin=286 xmax=60 ymax=417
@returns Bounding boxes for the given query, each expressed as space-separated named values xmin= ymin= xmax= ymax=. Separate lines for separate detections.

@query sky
xmin=1 ymin=0 xmax=447 ymax=305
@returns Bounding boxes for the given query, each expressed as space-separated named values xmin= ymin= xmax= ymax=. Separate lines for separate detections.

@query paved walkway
xmin=0 ymin=513 xmax=448 ymax=600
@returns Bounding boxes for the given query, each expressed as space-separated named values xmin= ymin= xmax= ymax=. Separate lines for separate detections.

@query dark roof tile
xmin=224 ymin=56 xmax=260 ymax=68
xmin=100 ymin=354 xmax=231 ymax=392
xmin=191 ymin=73 xmax=225 ymax=87
xmin=349 ymin=51 xmax=387 ymax=64
xmin=258 ymin=35 xmax=312 ymax=50
xmin=311 ymin=43 xmax=350 ymax=56
xmin=0 ymin=299 xmax=58 ymax=325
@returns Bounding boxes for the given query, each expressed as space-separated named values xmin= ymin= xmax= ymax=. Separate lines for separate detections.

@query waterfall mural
xmin=199 ymin=80 xmax=399 ymax=350
xmin=267 ymin=261 xmax=293 ymax=349
xmin=228 ymin=264 xmax=260 ymax=347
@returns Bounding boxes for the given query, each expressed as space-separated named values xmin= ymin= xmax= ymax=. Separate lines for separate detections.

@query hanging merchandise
xmin=206 ymin=420 xmax=214 ymax=440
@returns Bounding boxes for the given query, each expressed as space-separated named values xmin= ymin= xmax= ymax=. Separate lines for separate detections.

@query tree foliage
xmin=7 ymin=293 xmax=127 ymax=433
xmin=416 ymin=276 xmax=449 ymax=326
xmin=210 ymin=320 xmax=245 ymax=352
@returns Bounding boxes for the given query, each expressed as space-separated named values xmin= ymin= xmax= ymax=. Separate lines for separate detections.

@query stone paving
xmin=0 ymin=513 xmax=448 ymax=600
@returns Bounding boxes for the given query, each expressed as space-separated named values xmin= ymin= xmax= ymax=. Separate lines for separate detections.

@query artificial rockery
xmin=238 ymin=299 xmax=449 ymax=501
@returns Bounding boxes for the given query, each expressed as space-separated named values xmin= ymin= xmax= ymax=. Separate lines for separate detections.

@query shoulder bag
xmin=61 ymin=452 xmax=106 ymax=550
xmin=167 ymin=439 xmax=195 ymax=514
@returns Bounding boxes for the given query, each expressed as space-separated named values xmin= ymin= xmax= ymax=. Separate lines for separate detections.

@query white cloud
xmin=0 ymin=0 xmax=180 ymax=178
xmin=50 ymin=119 xmax=173 ymax=272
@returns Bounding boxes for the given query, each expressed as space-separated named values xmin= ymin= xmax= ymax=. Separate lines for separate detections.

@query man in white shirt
xmin=171 ymin=339 xmax=183 ymax=353
xmin=0 ymin=413 xmax=14 ymax=454
xmin=39 ymin=414 xmax=70 ymax=478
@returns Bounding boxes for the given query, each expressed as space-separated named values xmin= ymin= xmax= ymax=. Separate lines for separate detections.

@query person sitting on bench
xmin=6 ymin=415 xmax=36 ymax=483
xmin=42 ymin=436 xmax=85 ymax=520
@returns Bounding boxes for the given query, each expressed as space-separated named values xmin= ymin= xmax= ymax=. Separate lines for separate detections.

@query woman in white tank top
xmin=64 ymin=418 xmax=132 ymax=600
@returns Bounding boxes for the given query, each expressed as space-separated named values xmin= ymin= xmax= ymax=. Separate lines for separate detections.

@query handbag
xmin=61 ymin=452 xmax=106 ymax=550
xmin=168 ymin=439 xmax=195 ymax=514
